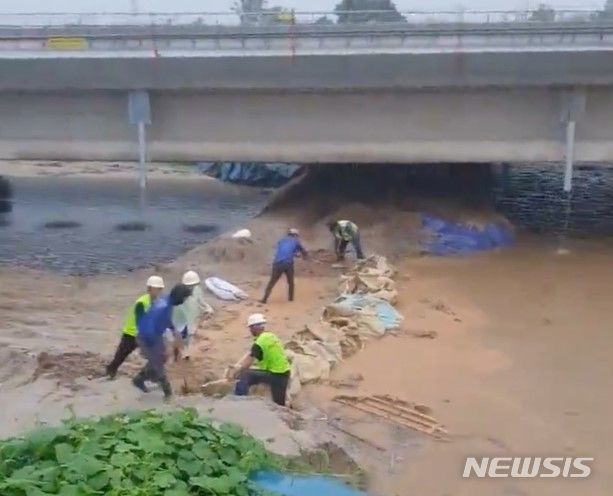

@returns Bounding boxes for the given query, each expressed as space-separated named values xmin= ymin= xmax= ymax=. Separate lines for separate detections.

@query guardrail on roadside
xmin=2 ymin=9 xmax=613 ymax=56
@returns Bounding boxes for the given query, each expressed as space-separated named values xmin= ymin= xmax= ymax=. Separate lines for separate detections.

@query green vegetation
xmin=0 ymin=409 xmax=284 ymax=496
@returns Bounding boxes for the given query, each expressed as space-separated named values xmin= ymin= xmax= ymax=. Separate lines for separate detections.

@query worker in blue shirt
xmin=132 ymin=283 xmax=192 ymax=400
xmin=260 ymin=228 xmax=308 ymax=304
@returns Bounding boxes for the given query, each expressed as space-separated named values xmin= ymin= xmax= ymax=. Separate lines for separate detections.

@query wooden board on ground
xmin=333 ymin=394 xmax=450 ymax=441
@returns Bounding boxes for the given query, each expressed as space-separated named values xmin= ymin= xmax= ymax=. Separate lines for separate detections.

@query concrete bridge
xmin=1 ymin=12 xmax=613 ymax=164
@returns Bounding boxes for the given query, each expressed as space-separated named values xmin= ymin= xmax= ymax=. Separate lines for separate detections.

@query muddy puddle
xmin=0 ymin=174 xmax=266 ymax=274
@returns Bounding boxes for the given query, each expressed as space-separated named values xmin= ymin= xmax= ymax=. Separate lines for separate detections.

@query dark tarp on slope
xmin=197 ymin=162 xmax=301 ymax=187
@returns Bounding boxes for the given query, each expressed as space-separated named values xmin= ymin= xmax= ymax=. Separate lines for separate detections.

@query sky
xmin=0 ymin=0 xmax=603 ymax=13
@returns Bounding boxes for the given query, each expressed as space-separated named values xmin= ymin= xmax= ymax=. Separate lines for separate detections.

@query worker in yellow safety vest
xmin=106 ymin=275 xmax=165 ymax=379
xmin=226 ymin=313 xmax=291 ymax=406
xmin=327 ymin=219 xmax=365 ymax=261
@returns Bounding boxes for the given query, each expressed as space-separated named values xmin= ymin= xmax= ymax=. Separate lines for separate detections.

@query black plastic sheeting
xmin=198 ymin=162 xmax=301 ymax=187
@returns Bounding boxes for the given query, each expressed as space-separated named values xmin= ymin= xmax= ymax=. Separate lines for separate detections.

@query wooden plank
xmin=334 ymin=395 xmax=449 ymax=440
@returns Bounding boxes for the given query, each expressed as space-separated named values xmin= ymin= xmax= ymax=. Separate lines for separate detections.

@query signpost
xmin=128 ymin=90 xmax=151 ymax=190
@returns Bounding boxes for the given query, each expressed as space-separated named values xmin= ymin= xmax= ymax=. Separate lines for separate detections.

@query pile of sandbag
xmin=285 ymin=255 xmax=404 ymax=399
xmin=338 ymin=255 xmax=398 ymax=303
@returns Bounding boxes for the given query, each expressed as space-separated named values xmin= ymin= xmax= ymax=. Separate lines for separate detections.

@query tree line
xmin=232 ymin=0 xmax=613 ymax=25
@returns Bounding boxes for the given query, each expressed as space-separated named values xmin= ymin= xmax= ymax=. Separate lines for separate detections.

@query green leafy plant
xmin=0 ymin=409 xmax=284 ymax=496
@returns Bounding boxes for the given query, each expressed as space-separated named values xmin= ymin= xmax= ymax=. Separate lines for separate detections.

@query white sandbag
xmin=231 ymin=228 xmax=252 ymax=239
xmin=204 ymin=276 xmax=248 ymax=301
xmin=286 ymin=359 xmax=303 ymax=399
xmin=288 ymin=350 xmax=331 ymax=384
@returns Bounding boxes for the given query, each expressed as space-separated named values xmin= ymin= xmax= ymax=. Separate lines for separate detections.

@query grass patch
xmin=0 ymin=409 xmax=286 ymax=496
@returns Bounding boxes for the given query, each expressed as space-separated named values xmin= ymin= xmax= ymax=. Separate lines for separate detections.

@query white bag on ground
xmin=232 ymin=228 xmax=252 ymax=239
xmin=204 ymin=277 xmax=248 ymax=301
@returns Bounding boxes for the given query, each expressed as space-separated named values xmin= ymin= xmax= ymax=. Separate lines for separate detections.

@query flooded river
xmin=0 ymin=174 xmax=266 ymax=274
xmin=2 ymin=162 xmax=613 ymax=275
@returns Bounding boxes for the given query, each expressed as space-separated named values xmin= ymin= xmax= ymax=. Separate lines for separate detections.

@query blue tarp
xmin=334 ymin=294 xmax=403 ymax=331
xmin=197 ymin=162 xmax=301 ymax=187
xmin=421 ymin=213 xmax=514 ymax=256
xmin=250 ymin=471 xmax=368 ymax=496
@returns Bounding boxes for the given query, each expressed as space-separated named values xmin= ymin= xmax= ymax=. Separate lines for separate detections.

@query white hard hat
xmin=288 ymin=228 xmax=300 ymax=236
xmin=182 ymin=270 xmax=200 ymax=286
xmin=146 ymin=275 xmax=165 ymax=289
xmin=247 ymin=313 xmax=267 ymax=327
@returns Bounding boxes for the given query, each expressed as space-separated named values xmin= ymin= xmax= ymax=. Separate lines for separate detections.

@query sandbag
xmin=231 ymin=228 xmax=252 ymax=239
xmin=204 ymin=277 xmax=248 ymax=301
xmin=334 ymin=294 xmax=404 ymax=331
xmin=338 ymin=276 xmax=398 ymax=303
xmin=287 ymin=361 xmax=303 ymax=399
xmin=294 ymin=353 xmax=331 ymax=384
xmin=288 ymin=337 xmax=342 ymax=367
xmin=283 ymin=254 xmax=404 ymax=394
xmin=348 ymin=255 xmax=396 ymax=278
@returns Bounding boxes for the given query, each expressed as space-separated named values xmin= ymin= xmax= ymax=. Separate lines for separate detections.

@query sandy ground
xmin=1 ymin=165 xmax=612 ymax=495
xmin=0 ymin=159 xmax=201 ymax=179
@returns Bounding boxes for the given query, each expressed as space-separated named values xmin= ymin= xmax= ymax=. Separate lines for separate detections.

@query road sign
xmin=128 ymin=90 xmax=151 ymax=125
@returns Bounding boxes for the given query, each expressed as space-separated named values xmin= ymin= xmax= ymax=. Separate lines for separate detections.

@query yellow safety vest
xmin=122 ymin=293 xmax=152 ymax=337
xmin=254 ymin=332 xmax=291 ymax=374
xmin=336 ymin=220 xmax=358 ymax=241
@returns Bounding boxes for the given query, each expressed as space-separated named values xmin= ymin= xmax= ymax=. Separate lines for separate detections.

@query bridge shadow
xmin=264 ymin=163 xmax=494 ymax=221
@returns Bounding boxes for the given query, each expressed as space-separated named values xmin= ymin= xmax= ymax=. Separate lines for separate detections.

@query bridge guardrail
xmin=4 ymin=21 xmax=613 ymax=41
xmin=2 ymin=9 xmax=613 ymax=55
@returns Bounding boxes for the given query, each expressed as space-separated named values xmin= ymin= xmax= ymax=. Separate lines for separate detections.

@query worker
xmin=172 ymin=270 xmax=214 ymax=361
xmin=260 ymin=228 xmax=307 ymax=304
xmin=327 ymin=219 xmax=365 ymax=261
xmin=226 ymin=313 xmax=291 ymax=406
xmin=132 ymin=283 xmax=192 ymax=401
xmin=105 ymin=275 xmax=165 ymax=379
